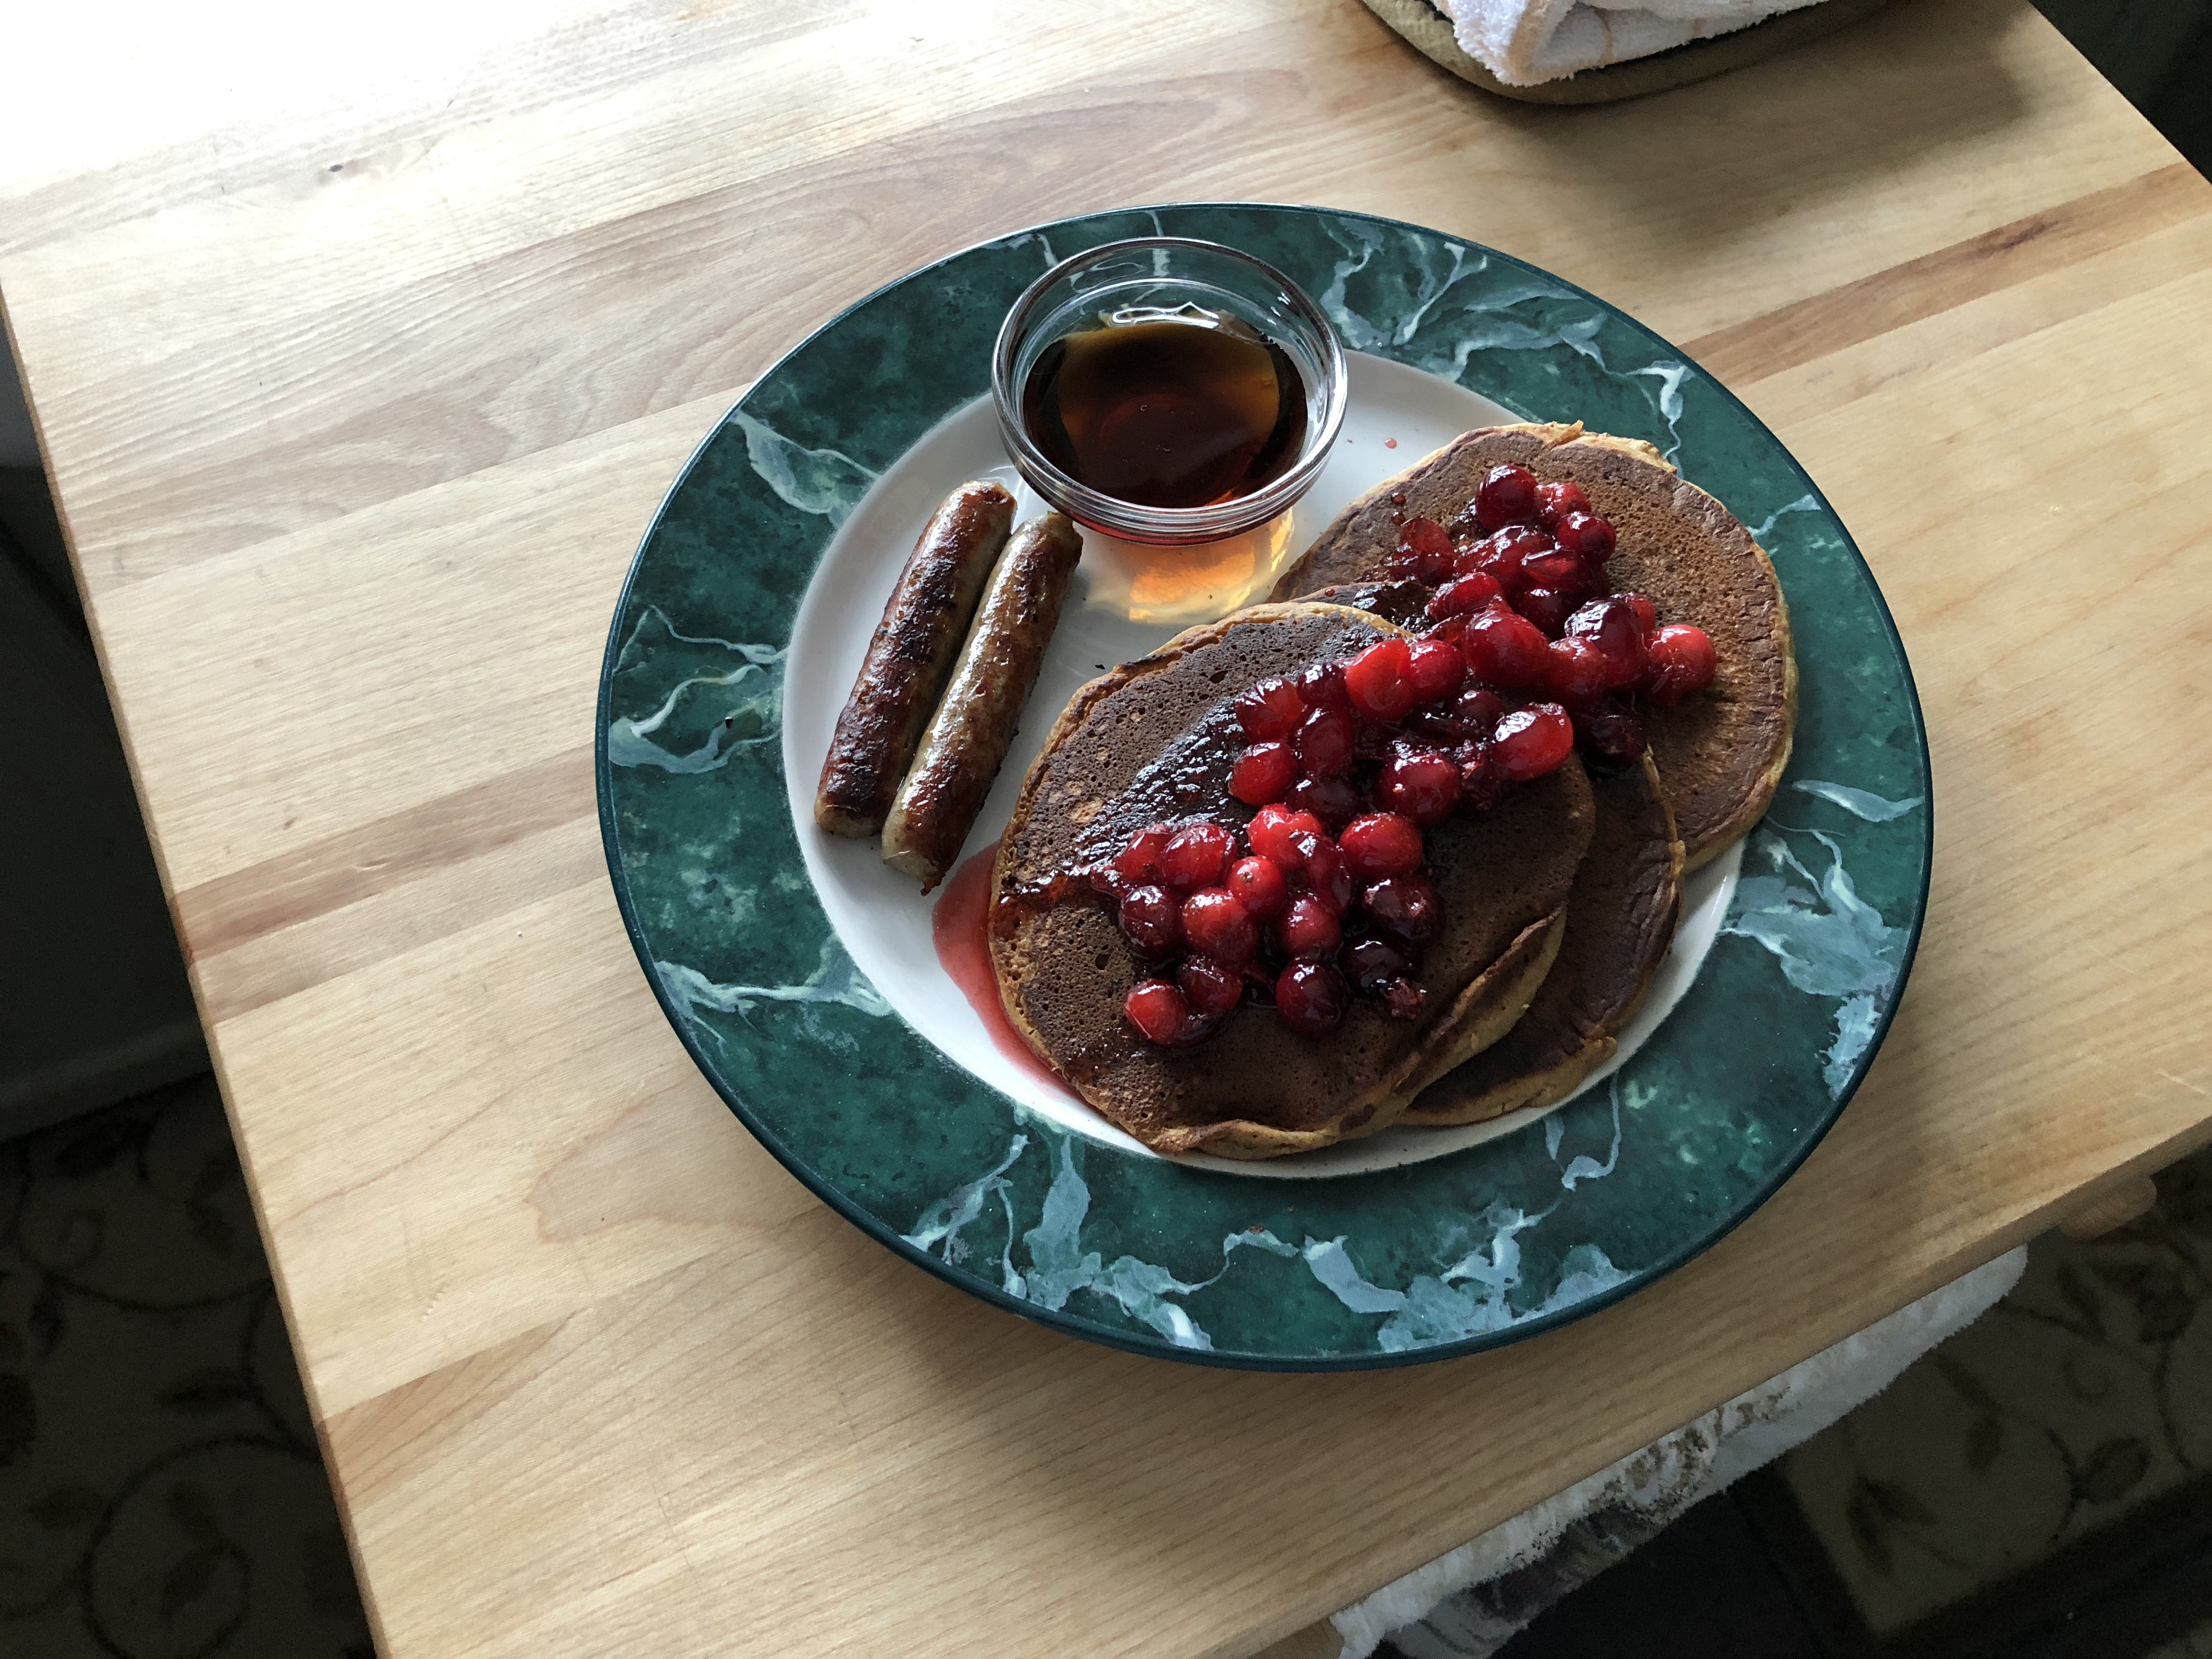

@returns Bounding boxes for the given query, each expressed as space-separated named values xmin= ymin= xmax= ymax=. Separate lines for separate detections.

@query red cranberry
xmin=1475 ymin=464 xmax=1541 ymax=532
xmin=1454 ymin=532 xmax=1510 ymax=582
xmin=1339 ymin=812 xmax=1424 ymax=881
xmin=1401 ymin=515 xmax=1449 ymax=551
xmin=1380 ymin=978 xmax=1429 ymax=1021
xmin=1519 ymin=546 xmax=1587 ymax=593
xmin=1344 ymin=637 xmax=1418 ymax=721
xmin=1515 ymin=585 xmax=1579 ymax=638
xmin=1234 ymin=678 xmax=1306 ymax=743
xmin=1469 ymin=528 xmax=1557 ymax=592
xmin=1351 ymin=716 xmax=1397 ymax=764
xmin=1452 ymin=685 xmax=1505 ymax=737
xmin=1397 ymin=516 xmax=1454 ymax=584
xmin=1294 ymin=832 xmax=1356 ymax=914
xmin=1621 ymin=592 xmax=1660 ymax=637
xmin=1276 ymin=893 xmax=1342 ymax=959
xmin=1429 ymin=572 xmax=1504 ymax=622
xmin=1400 ymin=708 xmax=1458 ymax=743
xmin=1458 ymin=741 xmax=1506 ymax=812
xmin=1425 ymin=611 xmax=1471 ymax=648
xmin=1111 ymin=823 xmax=1172 ymax=885
xmin=1275 ymin=961 xmax=1349 ymax=1036
xmin=1644 ymin=623 xmax=1718 ymax=706
xmin=1182 ymin=887 xmax=1256 ymax=962
xmin=1087 ymin=862 xmax=1135 ymax=901
xmin=1160 ymin=822 xmax=1233 ymax=889
xmin=1229 ymin=741 xmax=1298 ymax=805
xmin=1225 ymin=855 xmax=1289 ymax=921
xmin=1248 ymin=805 xmax=1323 ymax=869
xmin=1533 ymin=480 xmax=1591 ymax=528
xmin=1564 ymin=597 xmax=1649 ymax=689
xmin=1296 ymin=661 xmax=1351 ymax=710
xmin=1545 ymin=636 xmax=1610 ymax=706
xmin=1365 ymin=873 xmax=1442 ymax=947
xmin=1294 ymin=704 xmax=1355 ymax=776
xmin=1403 ymin=636 xmax=1466 ymax=704
xmin=1554 ymin=510 xmax=1616 ymax=565
xmin=1460 ymin=602 xmax=1550 ymax=687
xmin=1493 ymin=704 xmax=1576 ymax=780
xmin=1377 ymin=746 xmax=1460 ymax=827
xmin=1343 ymin=934 xmax=1410 ymax=995
xmin=1118 ymin=884 xmax=1183 ymax=956
xmin=1454 ymin=535 xmax=1513 ymax=599
xmin=1285 ymin=772 xmax=1361 ymax=832
xmin=1575 ymin=699 xmax=1647 ymax=764
xmin=1178 ymin=955 xmax=1245 ymax=1019
xmin=1125 ymin=979 xmax=1193 ymax=1045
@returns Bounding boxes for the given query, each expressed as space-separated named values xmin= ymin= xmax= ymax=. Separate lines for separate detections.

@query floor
xmin=0 ymin=1078 xmax=373 ymax=1658
xmin=1464 ymin=1150 xmax=2212 ymax=1659
xmin=1 ymin=4 xmax=2206 ymax=1656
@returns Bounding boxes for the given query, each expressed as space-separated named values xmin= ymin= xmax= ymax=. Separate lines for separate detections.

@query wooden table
xmin=5 ymin=2 xmax=2209 ymax=1654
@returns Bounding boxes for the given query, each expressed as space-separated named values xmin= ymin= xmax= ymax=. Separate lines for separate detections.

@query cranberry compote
xmin=1179 ymin=955 xmax=1244 ymax=1019
xmin=1119 ymin=885 xmax=1182 ymax=956
xmin=1100 ymin=619 xmax=1485 ymax=1043
xmin=1374 ymin=467 xmax=1727 ymax=772
xmin=1276 ymin=961 xmax=1349 ymax=1035
xmin=1104 ymin=556 xmax=1688 ymax=1048
xmin=1125 ymin=980 xmax=1194 ymax=1046
xmin=1643 ymin=623 xmax=1718 ymax=705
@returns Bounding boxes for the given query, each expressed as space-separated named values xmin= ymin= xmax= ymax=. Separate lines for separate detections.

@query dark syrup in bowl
xmin=1019 ymin=304 xmax=1308 ymax=511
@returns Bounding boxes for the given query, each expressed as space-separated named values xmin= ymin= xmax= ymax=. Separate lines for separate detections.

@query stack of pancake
xmin=990 ymin=422 xmax=1796 ymax=1159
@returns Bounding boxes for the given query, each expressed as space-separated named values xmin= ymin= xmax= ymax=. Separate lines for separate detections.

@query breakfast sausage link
xmin=814 ymin=482 xmax=1016 ymax=837
xmin=882 ymin=512 xmax=1084 ymax=890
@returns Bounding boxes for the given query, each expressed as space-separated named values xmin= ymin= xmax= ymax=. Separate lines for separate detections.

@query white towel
xmin=1444 ymin=0 xmax=1830 ymax=84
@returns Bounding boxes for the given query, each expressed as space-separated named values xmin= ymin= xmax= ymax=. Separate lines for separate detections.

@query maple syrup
xmin=1020 ymin=305 xmax=1308 ymax=510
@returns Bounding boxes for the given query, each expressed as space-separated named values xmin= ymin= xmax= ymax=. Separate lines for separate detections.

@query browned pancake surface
xmin=1273 ymin=423 xmax=1795 ymax=867
xmin=1405 ymin=751 xmax=1682 ymax=1127
xmin=1302 ymin=579 xmax=1434 ymax=630
xmin=1272 ymin=425 xmax=1573 ymax=600
xmin=991 ymin=602 xmax=1594 ymax=1158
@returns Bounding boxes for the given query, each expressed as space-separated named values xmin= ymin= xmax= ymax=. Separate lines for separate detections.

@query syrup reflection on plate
xmin=1075 ymin=511 xmax=1300 ymax=625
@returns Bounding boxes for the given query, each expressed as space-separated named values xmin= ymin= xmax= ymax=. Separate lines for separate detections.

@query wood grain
xmin=1682 ymin=161 xmax=2212 ymax=384
xmin=175 ymin=746 xmax=593 ymax=962
xmin=5 ymin=1 xmax=2211 ymax=1656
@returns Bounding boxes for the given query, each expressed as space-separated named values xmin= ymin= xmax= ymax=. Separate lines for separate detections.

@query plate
xmin=596 ymin=204 xmax=1931 ymax=1369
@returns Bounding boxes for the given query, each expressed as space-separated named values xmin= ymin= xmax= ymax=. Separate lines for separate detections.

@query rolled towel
xmin=1445 ymin=0 xmax=1830 ymax=84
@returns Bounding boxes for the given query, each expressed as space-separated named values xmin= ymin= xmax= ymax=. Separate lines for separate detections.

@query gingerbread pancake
xmin=1403 ymin=749 xmax=1682 ymax=1127
xmin=1273 ymin=422 xmax=1795 ymax=868
xmin=990 ymin=602 xmax=1594 ymax=1159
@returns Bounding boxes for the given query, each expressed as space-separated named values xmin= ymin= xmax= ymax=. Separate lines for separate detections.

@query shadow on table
xmin=1404 ymin=0 xmax=2033 ymax=265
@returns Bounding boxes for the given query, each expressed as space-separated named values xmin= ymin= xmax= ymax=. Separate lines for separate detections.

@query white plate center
xmin=782 ymin=355 xmax=1736 ymax=1179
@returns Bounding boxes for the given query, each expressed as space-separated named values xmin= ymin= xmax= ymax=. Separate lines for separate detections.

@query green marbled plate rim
xmin=595 ymin=203 xmax=1933 ymax=1371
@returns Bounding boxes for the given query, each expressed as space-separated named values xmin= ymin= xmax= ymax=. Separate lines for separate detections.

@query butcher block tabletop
xmin=4 ymin=1 xmax=2209 ymax=1654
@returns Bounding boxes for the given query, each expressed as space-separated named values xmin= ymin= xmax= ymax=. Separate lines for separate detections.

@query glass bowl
xmin=991 ymin=237 xmax=1348 ymax=546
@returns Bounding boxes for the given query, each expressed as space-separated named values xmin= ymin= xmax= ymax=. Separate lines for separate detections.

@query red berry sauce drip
xmin=1379 ymin=464 xmax=1717 ymax=765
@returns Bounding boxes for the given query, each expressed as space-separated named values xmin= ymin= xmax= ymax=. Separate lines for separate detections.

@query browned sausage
xmin=882 ymin=512 xmax=1084 ymax=890
xmin=814 ymin=482 xmax=1015 ymax=837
